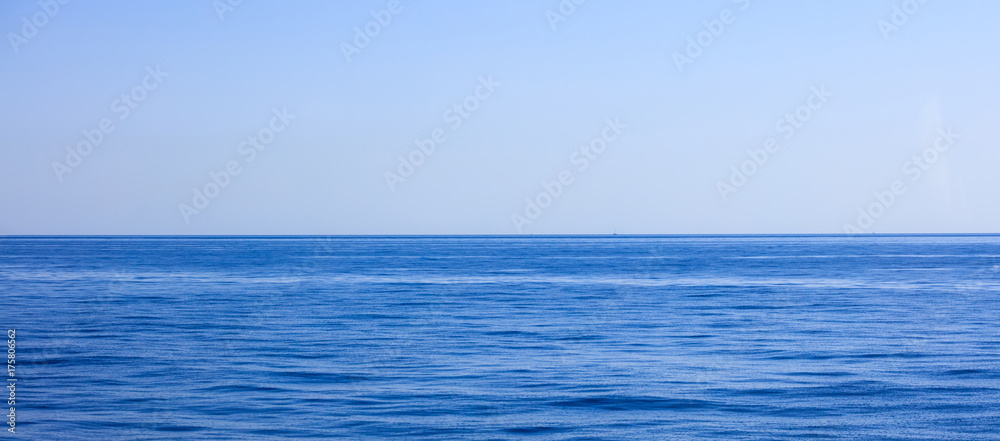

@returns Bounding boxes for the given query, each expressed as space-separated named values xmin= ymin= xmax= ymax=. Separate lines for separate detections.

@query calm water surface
xmin=2 ymin=236 xmax=1000 ymax=439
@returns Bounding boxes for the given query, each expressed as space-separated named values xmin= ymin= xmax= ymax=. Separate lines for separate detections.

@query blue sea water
xmin=2 ymin=235 xmax=1000 ymax=440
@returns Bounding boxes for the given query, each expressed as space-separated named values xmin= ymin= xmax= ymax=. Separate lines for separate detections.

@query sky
xmin=1 ymin=0 xmax=998 ymax=235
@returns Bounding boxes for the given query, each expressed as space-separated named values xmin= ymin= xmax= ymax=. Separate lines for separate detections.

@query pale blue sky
xmin=2 ymin=0 xmax=998 ymax=234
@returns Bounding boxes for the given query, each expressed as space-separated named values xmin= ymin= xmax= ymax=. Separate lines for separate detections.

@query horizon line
xmin=3 ymin=233 xmax=1000 ymax=238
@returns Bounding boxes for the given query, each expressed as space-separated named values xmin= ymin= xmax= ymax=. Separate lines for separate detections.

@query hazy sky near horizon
xmin=2 ymin=0 xmax=999 ymax=234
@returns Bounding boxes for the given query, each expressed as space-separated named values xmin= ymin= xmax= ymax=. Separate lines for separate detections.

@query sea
xmin=2 ymin=235 xmax=999 ymax=440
